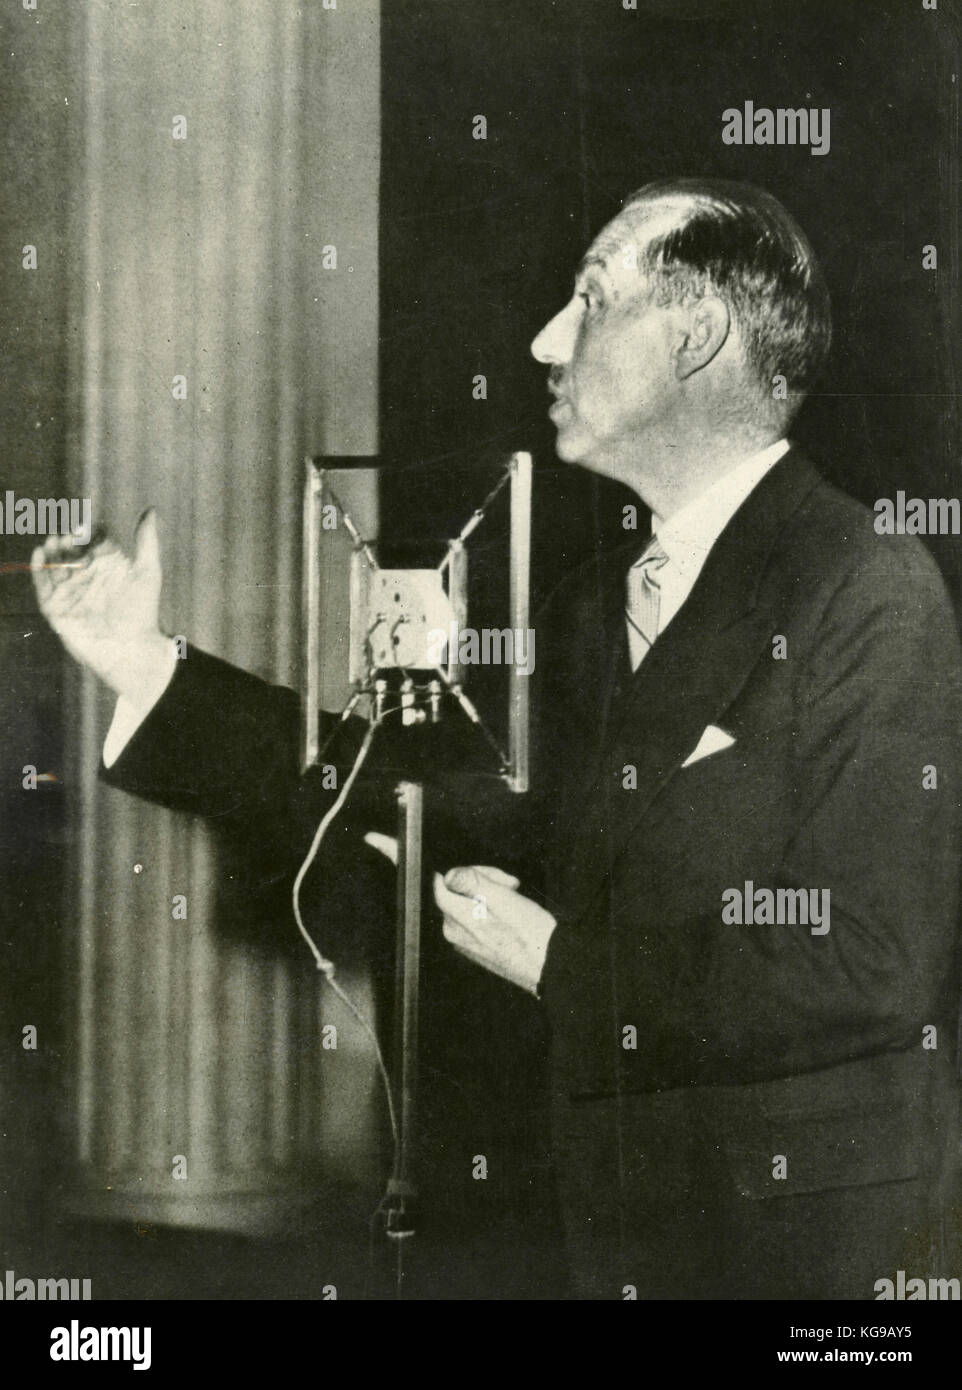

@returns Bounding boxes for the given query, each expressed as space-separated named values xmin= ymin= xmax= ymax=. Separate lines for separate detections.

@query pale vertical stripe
xmin=133 ymin=6 xmax=174 ymax=1178
xmin=268 ymin=7 xmax=301 ymax=1151
xmin=185 ymin=2 xmax=231 ymax=1189
xmin=301 ymin=1 xmax=383 ymax=1170
xmin=302 ymin=1 xmax=380 ymax=458
xmin=165 ymin=3 xmax=195 ymax=1182
xmin=272 ymin=6 xmax=305 ymax=686
xmin=221 ymin=0 xmax=269 ymax=1177
xmin=73 ymin=0 xmax=104 ymax=1167
xmin=66 ymin=0 xmax=382 ymax=1228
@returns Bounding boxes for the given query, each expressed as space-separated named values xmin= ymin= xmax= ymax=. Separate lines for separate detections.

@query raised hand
xmin=31 ymin=509 xmax=174 ymax=704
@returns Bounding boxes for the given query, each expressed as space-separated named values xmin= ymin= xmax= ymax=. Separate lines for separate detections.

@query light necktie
xmin=625 ymin=536 xmax=670 ymax=672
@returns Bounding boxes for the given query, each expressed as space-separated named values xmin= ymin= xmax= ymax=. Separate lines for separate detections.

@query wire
xmin=291 ymin=722 xmax=376 ymax=971
xmin=292 ymin=672 xmax=509 ymax=1248
xmin=291 ymin=720 xmax=399 ymax=1150
xmin=324 ymin=975 xmax=398 ymax=1153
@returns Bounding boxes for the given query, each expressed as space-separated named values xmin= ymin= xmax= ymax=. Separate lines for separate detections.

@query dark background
xmin=377 ymin=0 xmax=962 ymax=1297
xmin=2 ymin=0 xmax=959 ymax=1298
xmin=380 ymin=0 xmax=961 ymax=604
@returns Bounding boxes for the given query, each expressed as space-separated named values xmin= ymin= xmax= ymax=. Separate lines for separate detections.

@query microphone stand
xmin=302 ymin=452 xmax=531 ymax=1299
xmin=379 ymin=779 xmax=422 ymax=1296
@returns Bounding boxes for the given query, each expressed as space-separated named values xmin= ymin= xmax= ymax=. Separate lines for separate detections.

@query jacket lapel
xmin=548 ymin=537 xmax=646 ymax=823
xmin=561 ymin=448 xmax=822 ymax=917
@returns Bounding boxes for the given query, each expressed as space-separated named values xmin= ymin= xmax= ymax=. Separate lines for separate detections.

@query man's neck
xmin=620 ymin=426 xmax=784 ymax=522
xmin=652 ymin=437 xmax=791 ymax=547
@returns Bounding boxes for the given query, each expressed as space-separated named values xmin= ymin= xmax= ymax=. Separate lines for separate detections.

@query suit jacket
xmin=527 ymin=448 xmax=962 ymax=1293
xmin=102 ymin=446 xmax=962 ymax=1294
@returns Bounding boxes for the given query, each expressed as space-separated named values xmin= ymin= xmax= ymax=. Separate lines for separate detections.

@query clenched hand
xmin=31 ymin=508 xmax=174 ymax=703
xmin=364 ymin=832 xmax=557 ymax=996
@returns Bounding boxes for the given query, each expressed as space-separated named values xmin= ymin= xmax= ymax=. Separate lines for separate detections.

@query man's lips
xmin=548 ymin=396 xmax=572 ymax=422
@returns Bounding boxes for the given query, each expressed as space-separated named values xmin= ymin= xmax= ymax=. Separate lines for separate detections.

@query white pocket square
xmin=682 ymin=724 xmax=735 ymax=767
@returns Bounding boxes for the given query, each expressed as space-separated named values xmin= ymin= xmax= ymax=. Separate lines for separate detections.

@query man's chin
xmin=552 ymin=433 xmax=631 ymax=489
xmin=551 ymin=424 xmax=592 ymax=466
xmin=552 ymin=426 xmax=612 ymax=476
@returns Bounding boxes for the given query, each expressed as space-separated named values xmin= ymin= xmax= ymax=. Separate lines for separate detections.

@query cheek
xmin=574 ymin=320 xmax=656 ymax=409
xmin=578 ymin=349 xmax=647 ymax=428
xmin=571 ymin=335 xmax=623 ymax=410
xmin=612 ymin=328 xmax=670 ymax=412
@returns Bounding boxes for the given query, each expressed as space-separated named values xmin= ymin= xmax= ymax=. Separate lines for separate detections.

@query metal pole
xmin=386 ymin=780 xmax=423 ymax=1259
xmin=508 ymin=451 xmax=532 ymax=793
xmin=301 ymin=459 xmax=323 ymax=771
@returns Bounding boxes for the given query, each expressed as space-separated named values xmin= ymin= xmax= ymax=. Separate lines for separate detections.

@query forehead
xmin=579 ymin=198 xmax=694 ymax=279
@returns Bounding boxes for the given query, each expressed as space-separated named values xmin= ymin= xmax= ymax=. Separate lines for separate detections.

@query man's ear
xmin=673 ymin=296 xmax=731 ymax=381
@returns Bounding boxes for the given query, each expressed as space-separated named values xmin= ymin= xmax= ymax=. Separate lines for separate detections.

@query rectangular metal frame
xmin=302 ymin=451 xmax=532 ymax=793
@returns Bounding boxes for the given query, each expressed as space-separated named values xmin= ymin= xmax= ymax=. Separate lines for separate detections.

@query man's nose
xmin=530 ymin=299 xmax=577 ymax=365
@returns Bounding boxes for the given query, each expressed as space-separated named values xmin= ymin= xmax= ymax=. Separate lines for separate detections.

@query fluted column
xmin=63 ymin=0 xmax=381 ymax=1232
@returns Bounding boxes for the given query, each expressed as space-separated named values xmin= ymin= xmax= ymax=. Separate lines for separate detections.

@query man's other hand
xmin=31 ymin=508 xmax=173 ymax=703
xmin=364 ymin=833 xmax=556 ymax=996
xmin=435 ymin=866 xmax=557 ymax=995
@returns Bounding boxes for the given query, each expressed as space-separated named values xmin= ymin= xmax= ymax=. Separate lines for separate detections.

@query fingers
xmin=434 ymin=872 xmax=475 ymax=935
xmin=33 ymin=531 xmax=117 ymax=587
xmin=30 ymin=544 xmax=53 ymax=604
xmin=32 ymin=535 xmax=83 ymax=610
xmin=434 ymin=869 xmax=456 ymax=907
xmin=43 ymin=548 xmax=129 ymax=624
xmin=41 ymin=532 xmax=78 ymax=568
xmin=364 ymin=838 xmax=520 ymax=896
xmin=442 ymin=865 xmax=521 ymax=894
xmin=442 ymin=865 xmax=479 ymax=896
xmin=363 ymin=832 xmax=399 ymax=866
xmin=470 ymin=865 xmax=521 ymax=890
xmin=434 ymin=873 xmax=511 ymax=975
xmin=41 ymin=542 xmax=125 ymax=608
xmin=434 ymin=870 xmax=508 ymax=924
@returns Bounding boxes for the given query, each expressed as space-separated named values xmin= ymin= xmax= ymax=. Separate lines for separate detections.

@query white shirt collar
xmin=651 ymin=438 xmax=790 ymax=579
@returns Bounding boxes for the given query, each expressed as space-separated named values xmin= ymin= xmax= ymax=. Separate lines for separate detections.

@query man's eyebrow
xmin=575 ymin=253 xmax=609 ymax=279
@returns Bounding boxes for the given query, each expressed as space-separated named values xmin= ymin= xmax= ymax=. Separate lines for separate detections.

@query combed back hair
xmin=622 ymin=177 xmax=832 ymax=423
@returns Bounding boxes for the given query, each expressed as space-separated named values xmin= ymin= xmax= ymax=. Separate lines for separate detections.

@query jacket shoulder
xmin=769 ymin=470 xmax=956 ymax=626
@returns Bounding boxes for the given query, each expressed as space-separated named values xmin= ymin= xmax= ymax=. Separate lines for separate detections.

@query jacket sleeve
xmin=99 ymin=641 xmax=539 ymax=888
xmin=539 ymin=550 xmax=962 ymax=1096
xmin=101 ymin=644 xmax=317 ymax=821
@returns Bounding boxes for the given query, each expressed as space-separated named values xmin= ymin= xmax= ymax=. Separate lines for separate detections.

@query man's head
xmin=530 ymin=178 xmax=831 ymax=501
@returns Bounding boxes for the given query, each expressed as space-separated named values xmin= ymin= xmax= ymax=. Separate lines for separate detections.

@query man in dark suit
xmin=34 ymin=178 xmax=962 ymax=1300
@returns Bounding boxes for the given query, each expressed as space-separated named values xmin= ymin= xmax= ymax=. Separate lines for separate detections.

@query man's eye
xmin=577 ymin=286 xmax=606 ymax=317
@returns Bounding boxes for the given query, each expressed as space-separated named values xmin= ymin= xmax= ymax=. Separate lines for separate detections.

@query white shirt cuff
xmin=102 ymin=639 xmax=180 ymax=769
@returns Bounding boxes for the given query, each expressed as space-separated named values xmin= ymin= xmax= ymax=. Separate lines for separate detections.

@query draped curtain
xmin=63 ymin=0 xmax=381 ymax=1232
